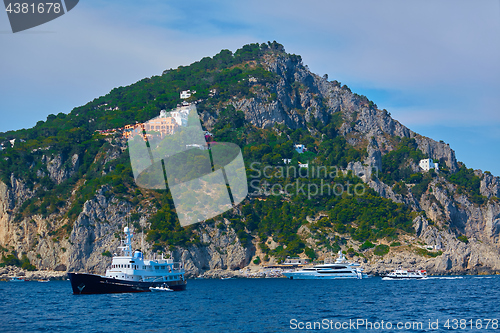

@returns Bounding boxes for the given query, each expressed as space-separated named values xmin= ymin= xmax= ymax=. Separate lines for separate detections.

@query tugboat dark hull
xmin=68 ymin=272 xmax=187 ymax=294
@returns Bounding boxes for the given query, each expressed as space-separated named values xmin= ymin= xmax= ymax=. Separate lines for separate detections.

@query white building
xmin=283 ymin=158 xmax=292 ymax=164
xmin=298 ymin=163 xmax=308 ymax=168
xmin=180 ymin=90 xmax=196 ymax=99
xmin=419 ymin=158 xmax=439 ymax=172
xmin=294 ymin=144 xmax=307 ymax=154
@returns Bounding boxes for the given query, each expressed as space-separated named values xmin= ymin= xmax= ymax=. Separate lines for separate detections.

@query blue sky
xmin=1 ymin=0 xmax=499 ymax=176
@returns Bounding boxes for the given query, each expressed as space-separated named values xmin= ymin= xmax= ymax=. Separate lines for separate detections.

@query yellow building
xmin=143 ymin=117 xmax=179 ymax=135
xmin=123 ymin=116 xmax=179 ymax=140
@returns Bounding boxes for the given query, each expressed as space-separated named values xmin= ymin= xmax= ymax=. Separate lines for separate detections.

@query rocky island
xmin=1 ymin=42 xmax=499 ymax=279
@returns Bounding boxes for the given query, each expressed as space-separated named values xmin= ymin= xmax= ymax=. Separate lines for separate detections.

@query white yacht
xmin=283 ymin=251 xmax=367 ymax=280
xmin=382 ymin=266 xmax=427 ymax=280
xmin=68 ymin=227 xmax=186 ymax=294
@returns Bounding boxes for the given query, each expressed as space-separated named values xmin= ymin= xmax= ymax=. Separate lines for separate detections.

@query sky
xmin=1 ymin=0 xmax=499 ymax=176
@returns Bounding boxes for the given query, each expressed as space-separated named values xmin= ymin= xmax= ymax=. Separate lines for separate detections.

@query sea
xmin=1 ymin=276 xmax=500 ymax=333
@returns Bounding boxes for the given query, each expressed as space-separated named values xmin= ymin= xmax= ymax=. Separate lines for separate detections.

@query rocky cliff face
xmin=176 ymin=221 xmax=254 ymax=277
xmin=45 ymin=154 xmax=80 ymax=185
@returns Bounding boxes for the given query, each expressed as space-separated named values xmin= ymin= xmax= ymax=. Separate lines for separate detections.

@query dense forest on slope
xmin=0 ymin=42 xmax=494 ymax=269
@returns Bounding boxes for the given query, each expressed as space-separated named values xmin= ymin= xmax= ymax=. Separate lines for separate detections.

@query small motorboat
xmin=149 ymin=285 xmax=173 ymax=292
xmin=382 ymin=266 xmax=427 ymax=280
xmin=9 ymin=277 xmax=25 ymax=282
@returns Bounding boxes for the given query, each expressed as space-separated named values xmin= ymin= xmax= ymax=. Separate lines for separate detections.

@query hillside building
xmin=180 ymin=90 xmax=196 ymax=99
xmin=294 ymin=144 xmax=307 ymax=154
xmin=419 ymin=158 xmax=439 ymax=172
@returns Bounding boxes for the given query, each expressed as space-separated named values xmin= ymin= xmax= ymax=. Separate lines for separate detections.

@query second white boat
xmin=382 ymin=266 xmax=427 ymax=280
xmin=283 ymin=251 xmax=367 ymax=280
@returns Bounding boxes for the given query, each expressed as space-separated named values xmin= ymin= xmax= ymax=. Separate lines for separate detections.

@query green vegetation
xmin=253 ymin=256 xmax=261 ymax=265
xmin=411 ymin=173 xmax=433 ymax=200
xmin=359 ymin=241 xmax=376 ymax=251
xmin=415 ymin=248 xmax=443 ymax=258
xmin=457 ymin=235 xmax=469 ymax=244
xmin=447 ymin=165 xmax=486 ymax=205
xmin=380 ymin=138 xmax=427 ymax=185
xmin=373 ymin=244 xmax=390 ymax=256
xmin=0 ymin=253 xmax=36 ymax=271
xmin=101 ymin=251 xmax=112 ymax=257
xmin=145 ymin=193 xmax=201 ymax=250
xmin=346 ymin=247 xmax=360 ymax=257
xmin=390 ymin=241 xmax=401 ymax=247
xmin=304 ymin=247 xmax=317 ymax=260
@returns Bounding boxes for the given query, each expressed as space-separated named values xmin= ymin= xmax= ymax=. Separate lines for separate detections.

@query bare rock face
xmin=67 ymin=186 xmax=131 ymax=274
xmin=0 ymin=180 xmax=14 ymax=213
xmin=480 ymin=172 xmax=500 ymax=198
xmin=46 ymin=154 xmax=80 ymax=185
xmin=0 ymin=177 xmax=34 ymax=246
xmin=176 ymin=221 xmax=254 ymax=277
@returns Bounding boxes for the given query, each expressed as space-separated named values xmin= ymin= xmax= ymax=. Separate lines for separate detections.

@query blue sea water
xmin=1 ymin=276 xmax=500 ymax=332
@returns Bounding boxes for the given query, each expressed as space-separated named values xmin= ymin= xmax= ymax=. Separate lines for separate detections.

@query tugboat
xmin=382 ymin=266 xmax=427 ymax=280
xmin=282 ymin=251 xmax=367 ymax=280
xmin=68 ymin=227 xmax=186 ymax=294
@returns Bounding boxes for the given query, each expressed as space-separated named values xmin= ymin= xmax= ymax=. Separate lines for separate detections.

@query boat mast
xmin=118 ymin=226 xmax=133 ymax=257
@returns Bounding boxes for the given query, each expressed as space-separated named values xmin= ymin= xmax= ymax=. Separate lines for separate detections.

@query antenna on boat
xmin=141 ymin=216 xmax=144 ymax=252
